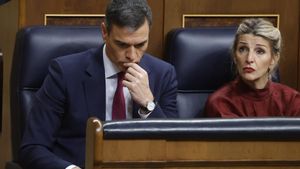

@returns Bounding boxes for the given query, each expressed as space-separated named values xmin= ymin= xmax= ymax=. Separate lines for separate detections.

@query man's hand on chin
xmin=123 ymin=62 xmax=154 ymax=107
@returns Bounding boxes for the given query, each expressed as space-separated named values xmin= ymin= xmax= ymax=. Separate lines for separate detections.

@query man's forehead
xmin=109 ymin=25 xmax=149 ymax=45
xmin=113 ymin=38 xmax=148 ymax=46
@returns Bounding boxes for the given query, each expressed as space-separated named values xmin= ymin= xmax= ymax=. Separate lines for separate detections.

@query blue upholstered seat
xmin=8 ymin=26 xmax=103 ymax=169
xmin=165 ymin=27 xmax=237 ymax=117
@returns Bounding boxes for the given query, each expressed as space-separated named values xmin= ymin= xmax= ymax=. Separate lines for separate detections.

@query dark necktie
xmin=112 ymin=72 xmax=126 ymax=120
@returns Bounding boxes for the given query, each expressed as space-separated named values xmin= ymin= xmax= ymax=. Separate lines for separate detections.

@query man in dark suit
xmin=19 ymin=0 xmax=178 ymax=169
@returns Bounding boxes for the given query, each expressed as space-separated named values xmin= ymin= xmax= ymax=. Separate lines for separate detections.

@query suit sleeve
xmin=148 ymin=65 xmax=178 ymax=118
xmin=19 ymin=59 xmax=72 ymax=169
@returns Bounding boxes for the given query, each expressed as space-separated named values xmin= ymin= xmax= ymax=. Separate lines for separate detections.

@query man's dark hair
xmin=105 ymin=0 xmax=152 ymax=34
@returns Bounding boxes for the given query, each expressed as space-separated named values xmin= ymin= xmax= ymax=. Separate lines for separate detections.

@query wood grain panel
xmin=298 ymin=1 xmax=300 ymax=90
xmin=90 ymin=140 xmax=300 ymax=169
xmin=0 ymin=51 xmax=2 ymax=133
xmin=102 ymin=140 xmax=166 ymax=161
xmin=164 ymin=0 xmax=299 ymax=90
xmin=147 ymin=0 xmax=164 ymax=58
xmin=86 ymin=119 xmax=300 ymax=169
xmin=21 ymin=0 xmax=109 ymax=26
xmin=167 ymin=141 xmax=300 ymax=160
xmin=21 ymin=0 xmax=164 ymax=58
xmin=45 ymin=14 xmax=104 ymax=26
xmin=0 ymin=0 xmax=19 ymax=168
xmin=183 ymin=15 xmax=278 ymax=28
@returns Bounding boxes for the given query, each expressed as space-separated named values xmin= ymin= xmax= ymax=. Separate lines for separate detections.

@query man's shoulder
xmin=49 ymin=47 xmax=102 ymax=75
xmin=55 ymin=47 xmax=100 ymax=64
xmin=142 ymin=53 xmax=174 ymax=69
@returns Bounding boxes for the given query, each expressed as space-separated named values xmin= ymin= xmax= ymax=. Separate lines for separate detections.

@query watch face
xmin=147 ymin=101 xmax=156 ymax=111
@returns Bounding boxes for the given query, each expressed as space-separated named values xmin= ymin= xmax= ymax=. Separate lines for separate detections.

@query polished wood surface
xmin=20 ymin=0 xmax=164 ymax=58
xmin=86 ymin=118 xmax=103 ymax=169
xmin=45 ymin=15 xmax=104 ymax=26
xmin=0 ymin=51 xmax=2 ymax=132
xmin=0 ymin=0 xmax=19 ymax=168
xmin=183 ymin=15 xmax=278 ymax=28
xmin=86 ymin=118 xmax=300 ymax=169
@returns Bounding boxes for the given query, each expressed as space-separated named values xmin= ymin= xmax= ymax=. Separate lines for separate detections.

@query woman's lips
xmin=243 ymin=67 xmax=255 ymax=73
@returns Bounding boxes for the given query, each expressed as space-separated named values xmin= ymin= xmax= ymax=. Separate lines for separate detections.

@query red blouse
xmin=204 ymin=78 xmax=300 ymax=117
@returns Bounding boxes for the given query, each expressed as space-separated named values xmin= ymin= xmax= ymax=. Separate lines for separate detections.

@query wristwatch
xmin=146 ymin=101 xmax=156 ymax=112
xmin=140 ymin=100 xmax=157 ymax=115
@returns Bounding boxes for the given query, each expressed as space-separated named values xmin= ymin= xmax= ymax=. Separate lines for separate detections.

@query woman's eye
xmin=256 ymin=49 xmax=265 ymax=55
xmin=238 ymin=46 xmax=247 ymax=53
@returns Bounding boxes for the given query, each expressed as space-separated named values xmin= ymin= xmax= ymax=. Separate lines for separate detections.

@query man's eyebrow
xmin=135 ymin=40 xmax=148 ymax=46
xmin=114 ymin=39 xmax=148 ymax=46
xmin=256 ymin=44 xmax=268 ymax=48
xmin=238 ymin=41 xmax=248 ymax=45
xmin=114 ymin=40 xmax=128 ymax=45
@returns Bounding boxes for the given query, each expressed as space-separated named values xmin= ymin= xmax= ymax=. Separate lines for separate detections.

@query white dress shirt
xmin=102 ymin=45 xmax=133 ymax=120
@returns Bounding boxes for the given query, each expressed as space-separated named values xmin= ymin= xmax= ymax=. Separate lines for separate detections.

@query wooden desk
xmin=85 ymin=117 xmax=300 ymax=169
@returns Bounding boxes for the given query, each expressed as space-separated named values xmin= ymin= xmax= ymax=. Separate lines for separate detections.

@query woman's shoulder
xmin=271 ymin=82 xmax=299 ymax=94
xmin=271 ymin=82 xmax=300 ymax=100
xmin=204 ymin=80 xmax=238 ymax=117
xmin=207 ymin=80 xmax=236 ymax=102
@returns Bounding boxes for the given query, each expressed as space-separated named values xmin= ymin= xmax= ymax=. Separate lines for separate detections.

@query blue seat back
xmin=10 ymin=26 xmax=103 ymax=161
xmin=165 ymin=27 xmax=237 ymax=117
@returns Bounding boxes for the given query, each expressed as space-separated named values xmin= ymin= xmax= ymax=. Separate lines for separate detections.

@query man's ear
xmin=101 ymin=22 xmax=108 ymax=42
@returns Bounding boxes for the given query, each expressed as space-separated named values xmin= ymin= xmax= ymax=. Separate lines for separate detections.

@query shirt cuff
xmin=138 ymin=108 xmax=152 ymax=119
xmin=66 ymin=164 xmax=78 ymax=169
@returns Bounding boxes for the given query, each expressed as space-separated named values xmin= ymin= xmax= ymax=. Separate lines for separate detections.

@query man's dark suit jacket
xmin=19 ymin=46 xmax=178 ymax=169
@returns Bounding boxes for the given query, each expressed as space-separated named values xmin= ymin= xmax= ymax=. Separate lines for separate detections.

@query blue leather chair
xmin=165 ymin=27 xmax=237 ymax=118
xmin=165 ymin=27 xmax=281 ymax=118
xmin=7 ymin=26 xmax=103 ymax=169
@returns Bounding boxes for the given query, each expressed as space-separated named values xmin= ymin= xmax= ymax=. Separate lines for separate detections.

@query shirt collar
xmin=103 ymin=44 xmax=121 ymax=78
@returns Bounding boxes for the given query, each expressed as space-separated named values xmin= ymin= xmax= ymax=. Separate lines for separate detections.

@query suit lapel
xmin=82 ymin=52 xmax=155 ymax=120
xmin=83 ymin=47 xmax=106 ymax=120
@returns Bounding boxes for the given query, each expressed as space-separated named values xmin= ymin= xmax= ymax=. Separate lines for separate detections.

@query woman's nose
xmin=245 ymin=51 xmax=254 ymax=63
